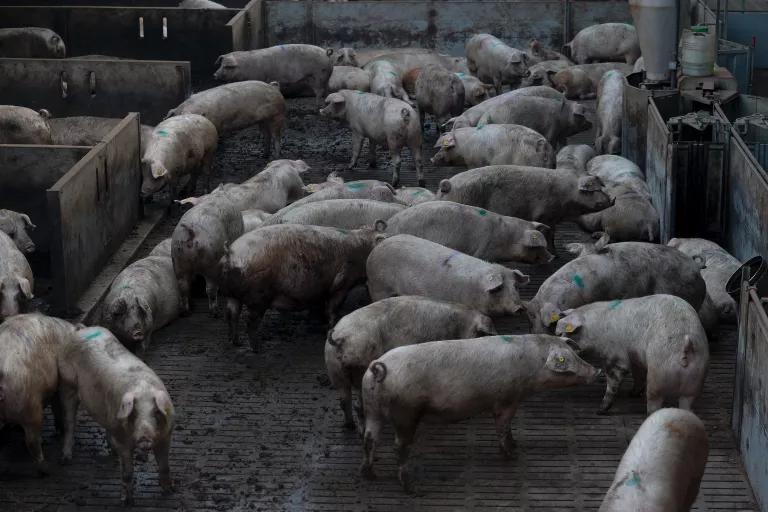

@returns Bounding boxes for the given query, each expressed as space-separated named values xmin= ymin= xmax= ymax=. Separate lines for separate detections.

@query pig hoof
xmin=360 ymin=464 xmax=376 ymax=480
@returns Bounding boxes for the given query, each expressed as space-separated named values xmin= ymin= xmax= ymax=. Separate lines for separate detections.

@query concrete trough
xmin=0 ymin=114 xmax=142 ymax=315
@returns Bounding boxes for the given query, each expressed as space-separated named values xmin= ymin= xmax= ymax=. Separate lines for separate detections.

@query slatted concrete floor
xmin=0 ymin=98 xmax=758 ymax=511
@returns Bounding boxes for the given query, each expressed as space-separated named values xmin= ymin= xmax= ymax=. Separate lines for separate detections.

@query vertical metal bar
xmin=732 ymin=266 xmax=750 ymax=440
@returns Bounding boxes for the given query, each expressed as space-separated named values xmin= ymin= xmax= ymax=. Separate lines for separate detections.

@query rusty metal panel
xmin=47 ymin=114 xmax=141 ymax=313
xmin=0 ymin=145 xmax=89 ymax=259
xmin=645 ymin=99 xmax=674 ymax=243
xmin=0 ymin=58 xmax=190 ymax=125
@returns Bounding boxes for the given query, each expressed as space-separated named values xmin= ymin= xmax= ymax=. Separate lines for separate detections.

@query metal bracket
xmin=667 ymin=111 xmax=719 ymax=135
xmin=734 ymin=113 xmax=768 ymax=136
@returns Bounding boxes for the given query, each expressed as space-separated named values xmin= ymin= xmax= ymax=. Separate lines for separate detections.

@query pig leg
xmin=393 ymin=418 xmax=418 ymax=492
xmin=678 ymin=396 xmax=695 ymax=410
xmin=22 ymin=418 xmax=45 ymax=469
xmin=629 ymin=362 xmax=647 ymax=397
xmin=348 ymin=132 xmax=364 ymax=170
xmin=337 ymin=382 xmax=355 ymax=429
xmin=360 ymin=414 xmax=383 ymax=479
xmin=269 ymin=120 xmax=283 ymax=158
xmin=116 ymin=443 xmax=135 ymax=505
xmin=261 ymin=126 xmax=273 ymax=160
xmin=493 ymin=402 xmax=520 ymax=458
xmin=177 ymin=274 xmax=192 ymax=315
xmin=368 ymin=140 xmax=377 ymax=168
xmin=387 ymin=141 xmax=403 ymax=188
xmin=204 ymin=277 xmax=219 ymax=317
xmin=59 ymin=385 xmax=80 ymax=464
xmin=153 ymin=437 xmax=174 ymax=495
xmin=410 ymin=143 xmax=424 ymax=187
xmin=597 ymin=364 xmax=628 ymax=414
xmin=493 ymin=75 xmax=503 ymax=95
xmin=246 ymin=306 xmax=266 ymax=352
xmin=200 ymin=150 xmax=215 ymax=194
xmin=226 ymin=297 xmax=242 ymax=346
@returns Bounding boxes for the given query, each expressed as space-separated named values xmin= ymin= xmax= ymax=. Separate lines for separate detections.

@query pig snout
xmin=131 ymin=329 xmax=145 ymax=342
xmin=136 ymin=437 xmax=153 ymax=452
xmin=22 ymin=240 xmax=35 ymax=253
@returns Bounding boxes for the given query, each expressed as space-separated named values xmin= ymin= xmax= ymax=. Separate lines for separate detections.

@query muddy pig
xmin=527 ymin=234 xmax=707 ymax=333
xmin=386 ymin=201 xmax=553 ymax=264
xmin=477 ymin=96 xmax=591 ymax=148
xmin=527 ymin=39 xmax=572 ymax=63
xmin=566 ymin=23 xmax=640 ymax=64
xmin=0 ymin=27 xmax=65 ymax=58
xmin=432 ymin=124 xmax=555 ymax=168
xmin=0 ymin=105 xmax=52 ymax=144
xmin=214 ymin=44 xmax=334 ymax=101
xmin=286 ymin=179 xmax=398 ymax=211
xmin=466 ymin=33 xmax=530 ymax=93
xmin=211 ymin=159 xmax=309 ymax=213
xmin=414 ymin=65 xmax=465 ymax=127
xmin=0 ymin=230 xmax=34 ymax=321
xmin=141 ymin=114 xmax=218 ymax=199
xmin=0 ymin=209 xmax=35 ymax=254
xmin=394 ymin=187 xmax=434 ymax=206
xmin=576 ymin=183 xmax=660 ymax=242
xmin=320 ymin=90 xmax=423 ymax=187
xmin=447 ymin=85 xmax=564 ymax=130
xmin=241 ymin=209 xmax=272 ymax=232
xmin=263 ymin=198 xmax=405 ymax=229
xmin=333 ymin=47 xmax=359 ymax=66
xmin=595 ymin=70 xmax=625 ymax=155
xmin=361 ymin=335 xmax=600 ymax=489
xmin=364 ymin=60 xmax=411 ymax=102
xmin=0 ymin=314 xmax=77 ymax=470
xmin=328 ymin=66 xmax=371 ymax=92
xmin=367 ymin=234 xmax=529 ymax=316
xmin=436 ymin=165 xmax=612 ymax=247
xmin=549 ymin=63 xmax=633 ymax=99
xmin=454 ymin=72 xmax=495 ymax=106
xmin=166 ymin=81 xmax=285 ymax=157
xmin=59 ymin=327 xmax=175 ymax=505
xmin=599 ymin=408 xmax=708 ymax=511
xmin=555 ymin=295 xmax=708 ymax=414
xmin=519 ymin=59 xmax=571 ymax=88
xmin=556 ymin=144 xmax=595 ymax=174
xmin=102 ymin=254 xmax=180 ymax=352
xmin=668 ymin=237 xmax=741 ymax=325
xmin=325 ymin=296 xmax=495 ymax=427
xmin=220 ymin=222 xmax=386 ymax=349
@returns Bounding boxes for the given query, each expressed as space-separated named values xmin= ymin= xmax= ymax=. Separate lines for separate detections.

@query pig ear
xmin=136 ymin=297 xmax=151 ymax=318
xmin=577 ymin=175 xmax=602 ymax=192
xmin=541 ymin=302 xmax=562 ymax=327
xmin=110 ymin=297 xmax=128 ymax=316
xmin=151 ymin=164 xmax=169 ymax=179
xmin=511 ymin=269 xmax=530 ymax=285
xmin=20 ymin=214 xmax=35 ymax=229
xmin=374 ymin=219 xmax=387 ymax=233
xmin=485 ymin=273 xmax=504 ymax=293
xmin=326 ymin=48 xmax=334 ymax=56
xmin=116 ymin=393 xmax=135 ymax=420
xmin=17 ymin=277 xmax=33 ymax=299
xmin=545 ymin=348 xmax=573 ymax=373
xmin=558 ymin=317 xmax=582 ymax=336
xmin=214 ymin=55 xmax=222 ymax=68
xmin=593 ymin=232 xmax=610 ymax=252
xmin=522 ymin=229 xmax=547 ymax=248
xmin=565 ymin=242 xmax=586 ymax=257
xmin=154 ymin=391 xmax=174 ymax=418
xmin=438 ymin=179 xmax=452 ymax=194
xmin=38 ymin=109 xmax=51 ymax=119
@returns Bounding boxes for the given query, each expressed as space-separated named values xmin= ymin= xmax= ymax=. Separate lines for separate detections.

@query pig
xmin=414 ymin=65 xmax=465 ymax=127
xmin=367 ymin=234 xmax=529 ymax=316
xmin=171 ymin=188 xmax=245 ymax=315
xmin=394 ymin=187 xmax=434 ymax=206
xmin=446 ymin=85 xmax=564 ymax=130
xmin=333 ymin=47 xmax=359 ymax=67
xmin=435 ymin=165 xmax=612 ymax=247
xmin=527 ymin=234 xmax=707 ymax=333
xmin=519 ymin=59 xmax=572 ymax=88
xmin=633 ymin=56 xmax=645 ymax=74
xmin=549 ymin=63 xmax=633 ymax=99
xmin=554 ymin=295 xmax=709 ymax=414
xmin=141 ymin=114 xmax=218 ymax=199
xmin=454 ymin=72 xmax=495 ymax=106
xmin=599 ymin=408 xmax=708 ymax=512
xmin=476 ymin=96 xmax=592 ymax=148
xmin=325 ymin=296 xmax=495 ymax=427
xmin=556 ymin=144 xmax=595 ymax=173
xmin=401 ymin=67 xmax=421 ymax=97
xmin=0 ymin=314 xmax=77 ymax=470
xmin=431 ymin=124 xmax=555 ymax=168
xmin=241 ymin=209 xmax=272 ymax=232
xmin=0 ymin=105 xmax=52 ymax=144
xmin=449 ymin=56 xmax=470 ymax=74
xmin=595 ymin=70 xmax=625 ymax=155
xmin=566 ymin=23 xmax=641 ymax=64
xmin=264 ymin=199 xmax=405 ymax=229
xmin=0 ymin=27 xmax=65 ymax=58
xmin=213 ymin=45 xmax=334 ymax=102
xmin=287 ymin=179 xmax=398 ymax=210
xmin=149 ymin=238 xmax=172 ymax=258
xmin=576 ymin=184 xmax=660 ymax=242
xmin=527 ymin=39 xmax=572 ymax=63
xmin=101 ymin=254 xmax=180 ymax=352
xmin=178 ymin=0 xmax=226 ymax=7
xmin=0 ymin=230 xmax=34 ymax=321
xmin=0 ymin=209 xmax=35 ymax=254
xmin=165 ymin=81 xmax=285 ymax=157
xmin=364 ymin=60 xmax=411 ymax=102
xmin=220 ymin=223 xmax=386 ymax=349
xmin=48 ymin=116 xmax=154 ymax=153
xmin=355 ymin=48 xmax=454 ymax=70
xmin=304 ymin=171 xmax=344 ymax=193
xmin=466 ymin=33 xmax=530 ymax=93
xmin=587 ymin=155 xmax=648 ymax=195
xmin=668 ymin=238 xmax=741 ymax=324
xmin=386 ymin=201 xmax=553 ymax=264
xmin=360 ymin=334 xmax=601 ymax=489
xmin=58 ymin=327 xmax=175 ymax=505
xmin=320 ymin=90 xmax=423 ymax=187
xmin=328 ymin=66 xmax=371 ymax=92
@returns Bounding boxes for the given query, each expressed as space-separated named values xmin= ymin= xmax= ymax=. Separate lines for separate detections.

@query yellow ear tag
xmin=565 ymin=323 xmax=574 ymax=333
xmin=442 ymin=138 xmax=452 ymax=147
xmin=558 ymin=356 xmax=565 ymax=363
xmin=550 ymin=313 xmax=560 ymax=323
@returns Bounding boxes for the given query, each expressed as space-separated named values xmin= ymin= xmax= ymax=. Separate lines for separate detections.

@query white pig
xmin=263 ymin=198 xmax=405 ymax=229
xmin=556 ymin=144 xmax=595 ymax=174
xmin=0 ymin=230 xmax=34 ymax=321
xmin=549 ymin=63 xmax=633 ymax=99
xmin=0 ymin=209 xmax=36 ymax=254
xmin=0 ymin=27 xmax=65 ymax=58
xmin=364 ymin=60 xmax=411 ymax=103
xmin=328 ymin=66 xmax=371 ymax=92
xmin=595 ymin=70 xmax=626 ymax=155
xmin=566 ymin=23 xmax=641 ymax=64
xmin=0 ymin=105 xmax=52 ymax=144
xmin=394 ymin=187 xmax=434 ymax=206
xmin=466 ymin=33 xmax=530 ymax=93
xmin=446 ymin=86 xmax=564 ymax=130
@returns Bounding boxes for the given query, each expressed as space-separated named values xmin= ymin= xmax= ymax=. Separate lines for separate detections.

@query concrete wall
xmin=0 ymin=58 xmax=191 ymax=125
xmin=48 ymin=114 xmax=142 ymax=313
xmin=262 ymin=0 xmax=631 ymax=55
xmin=0 ymin=6 xmax=239 ymax=77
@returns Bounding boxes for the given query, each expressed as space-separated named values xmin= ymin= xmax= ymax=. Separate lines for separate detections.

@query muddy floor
xmin=0 ymin=98 xmax=758 ymax=511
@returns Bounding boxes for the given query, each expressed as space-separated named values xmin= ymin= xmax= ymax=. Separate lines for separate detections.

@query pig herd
xmin=0 ymin=18 xmax=740 ymax=511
